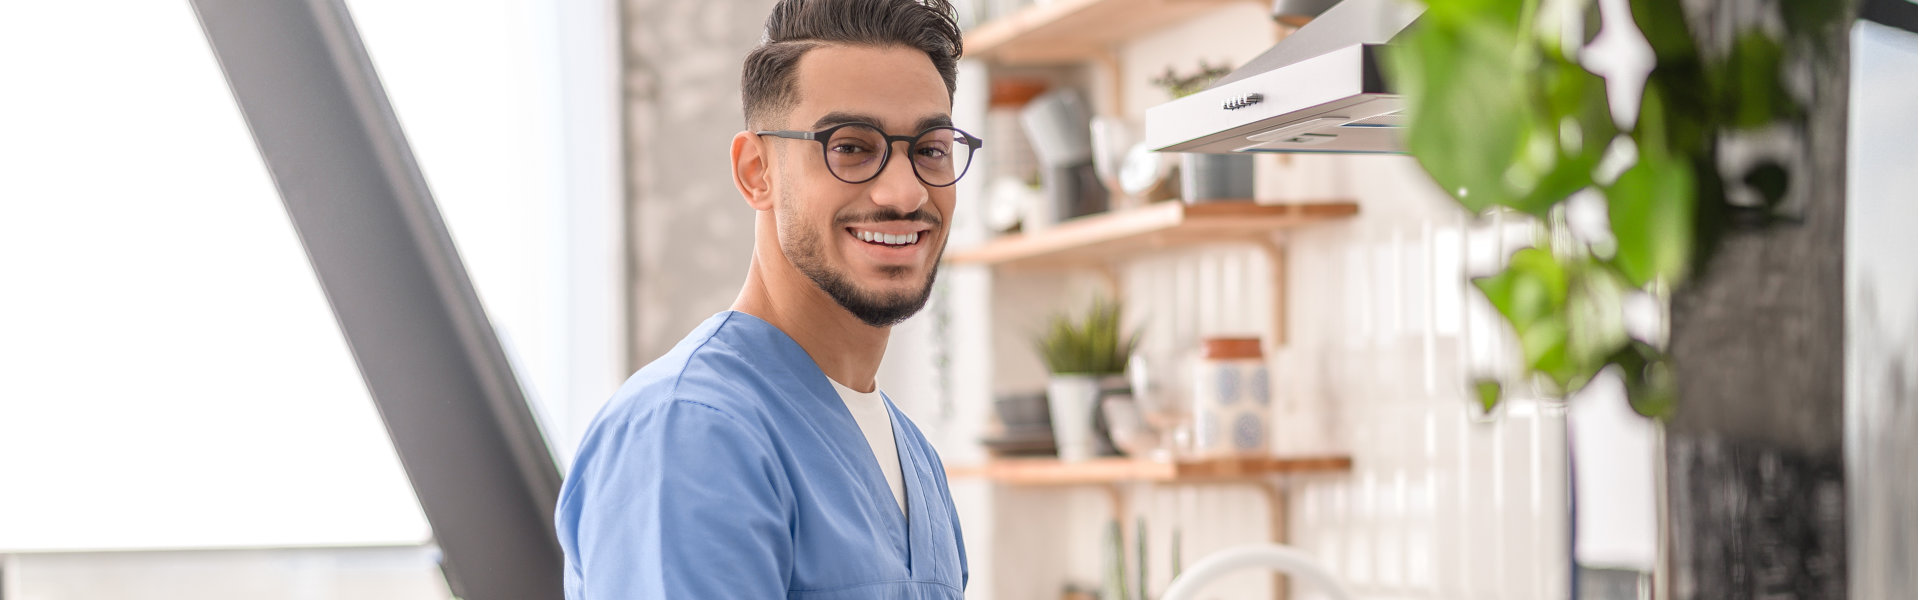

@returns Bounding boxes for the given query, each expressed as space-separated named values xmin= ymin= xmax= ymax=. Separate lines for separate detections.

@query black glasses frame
xmin=756 ymin=123 xmax=984 ymax=188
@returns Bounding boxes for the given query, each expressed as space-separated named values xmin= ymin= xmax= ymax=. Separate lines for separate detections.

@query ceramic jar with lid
xmin=1191 ymin=337 xmax=1270 ymax=456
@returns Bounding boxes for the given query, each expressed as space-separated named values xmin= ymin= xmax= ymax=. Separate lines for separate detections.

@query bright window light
xmin=0 ymin=1 xmax=428 ymax=551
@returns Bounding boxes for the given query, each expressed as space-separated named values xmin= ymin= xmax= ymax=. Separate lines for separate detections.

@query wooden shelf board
xmin=948 ymin=455 xmax=1351 ymax=485
xmin=965 ymin=0 xmax=1255 ymax=65
xmin=945 ymin=200 xmax=1357 ymax=268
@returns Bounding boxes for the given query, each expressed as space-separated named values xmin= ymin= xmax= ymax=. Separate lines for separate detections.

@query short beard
xmin=776 ymin=195 xmax=942 ymax=328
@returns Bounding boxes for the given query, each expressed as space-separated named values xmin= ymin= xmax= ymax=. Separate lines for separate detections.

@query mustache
xmin=835 ymin=208 xmax=942 ymax=228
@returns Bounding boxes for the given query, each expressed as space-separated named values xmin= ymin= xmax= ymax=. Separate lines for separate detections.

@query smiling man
xmin=554 ymin=0 xmax=976 ymax=598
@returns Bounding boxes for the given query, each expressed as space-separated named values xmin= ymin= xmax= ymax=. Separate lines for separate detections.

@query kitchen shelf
xmin=948 ymin=455 xmax=1352 ymax=485
xmin=944 ymin=199 xmax=1358 ymax=269
xmin=965 ymin=0 xmax=1257 ymax=65
xmin=952 ymin=454 xmax=1346 ymax=599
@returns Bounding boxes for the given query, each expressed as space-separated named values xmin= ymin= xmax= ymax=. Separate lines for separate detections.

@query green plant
xmin=1152 ymin=61 xmax=1233 ymax=99
xmin=1102 ymin=519 xmax=1131 ymax=600
xmin=1386 ymin=0 xmax=1841 ymax=417
xmin=1036 ymin=298 xmax=1138 ymax=375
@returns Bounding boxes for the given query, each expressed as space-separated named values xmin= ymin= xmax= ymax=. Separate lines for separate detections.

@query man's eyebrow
xmin=915 ymin=114 xmax=954 ymax=132
xmin=808 ymin=111 xmax=954 ymax=132
xmin=810 ymin=111 xmax=880 ymax=129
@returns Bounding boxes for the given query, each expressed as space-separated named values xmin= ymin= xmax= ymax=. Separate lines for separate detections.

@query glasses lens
xmin=909 ymin=127 xmax=974 ymax=187
xmin=821 ymin=123 xmax=888 ymax=183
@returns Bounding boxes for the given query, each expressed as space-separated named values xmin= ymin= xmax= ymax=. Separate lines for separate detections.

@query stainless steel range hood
xmin=1145 ymin=0 xmax=1423 ymax=154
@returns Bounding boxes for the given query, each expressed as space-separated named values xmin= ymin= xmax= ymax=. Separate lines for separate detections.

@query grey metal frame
xmin=187 ymin=1 xmax=564 ymax=597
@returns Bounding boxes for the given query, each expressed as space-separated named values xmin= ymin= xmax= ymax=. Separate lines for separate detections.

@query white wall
xmin=2 ymin=546 xmax=453 ymax=600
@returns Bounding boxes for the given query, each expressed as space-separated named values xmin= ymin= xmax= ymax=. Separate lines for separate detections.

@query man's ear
xmin=731 ymin=131 xmax=775 ymax=212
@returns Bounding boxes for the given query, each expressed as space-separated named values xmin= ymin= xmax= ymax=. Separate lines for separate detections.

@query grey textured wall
xmin=1663 ymin=3 xmax=1855 ymax=599
xmin=622 ymin=0 xmax=777 ymax=368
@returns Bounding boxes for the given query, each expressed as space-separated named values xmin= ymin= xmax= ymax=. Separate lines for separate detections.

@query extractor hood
xmin=1144 ymin=0 xmax=1423 ymax=154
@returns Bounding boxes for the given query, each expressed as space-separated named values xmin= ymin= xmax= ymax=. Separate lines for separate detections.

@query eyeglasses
xmin=757 ymin=123 xmax=983 ymax=188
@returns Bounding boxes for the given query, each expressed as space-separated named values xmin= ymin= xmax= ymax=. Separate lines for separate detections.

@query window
xmin=0 ymin=1 xmax=427 ymax=551
xmin=1 ymin=2 xmax=619 ymax=595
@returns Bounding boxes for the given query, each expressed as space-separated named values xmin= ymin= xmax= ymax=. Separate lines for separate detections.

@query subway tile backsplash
xmin=923 ymin=150 xmax=1573 ymax=598
xmin=1286 ymin=171 xmax=1571 ymax=600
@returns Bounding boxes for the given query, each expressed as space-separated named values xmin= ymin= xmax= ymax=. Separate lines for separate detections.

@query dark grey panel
xmin=1661 ymin=3 xmax=1855 ymax=599
xmin=186 ymin=1 xmax=563 ymax=598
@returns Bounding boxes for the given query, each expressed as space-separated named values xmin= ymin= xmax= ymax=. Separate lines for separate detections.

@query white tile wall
xmin=892 ymin=6 xmax=1573 ymax=599
xmin=1272 ymin=156 xmax=1570 ymax=600
xmin=919 ymin=162 xmax=1573 ymax=599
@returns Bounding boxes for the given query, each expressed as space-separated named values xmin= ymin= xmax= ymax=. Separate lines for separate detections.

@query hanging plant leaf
xmin=1608 ymin=342 xmax=1677 ymax=419
xmin=1519 ymin=317 xmax=1572 ymax=379
xmin=1386 ymin=0 xmax=1826 ymax=418
xmin=1562 ymin=259 xmax=1631 ymax=391
xmin=1386 ymin=17 xmax=1532 ymax=214
xmin=1477 ymin=247 xmax=1569 ymax=324
xmin=1626 ymin=0 xmax=1698 ymax=62
xmin=1714 ymin=32 xmax=1800 ymax=129
xmin=1420 ymin=0 xmax=1523 ymax=28
xmin=1474 ymin=378 xmax=1504 ymax=414
xmin=1606 ymin=147 xmax=1694 ymax=287
xmin=1474 ymin=247 xmax=1578 ymax=388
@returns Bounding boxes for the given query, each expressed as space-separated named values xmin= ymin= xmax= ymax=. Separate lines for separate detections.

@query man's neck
xmin=731 ymin=242 xmax=891 ymax=394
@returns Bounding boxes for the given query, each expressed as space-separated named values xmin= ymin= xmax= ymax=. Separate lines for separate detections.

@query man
xmin=555 ymin=0 xmax=978 ymax=597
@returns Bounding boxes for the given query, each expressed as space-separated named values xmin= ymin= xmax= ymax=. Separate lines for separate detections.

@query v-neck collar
xmin=820 ymin=381 xmax=920 ymax=572
xmin=719 ymin=311 xmax=922 ymax=573
xmin=831 ymin=380 xmax=912 ymax=520
xmin=889 ymin=397 xmax=934 ymax=576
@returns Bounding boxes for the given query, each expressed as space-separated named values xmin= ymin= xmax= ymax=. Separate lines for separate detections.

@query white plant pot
xmin=1047 ymin=374 xmax=1104 ymax=463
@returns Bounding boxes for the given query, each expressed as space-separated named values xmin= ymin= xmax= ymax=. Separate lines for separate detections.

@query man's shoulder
xmin=596 ymin=312 xmax=790 ymax=428
xmin=557 ymin=315 xmax=800 ymax=537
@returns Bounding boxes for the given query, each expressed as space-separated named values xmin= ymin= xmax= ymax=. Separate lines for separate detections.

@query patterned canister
xmin=1191 ymin=337 xmax=1270 ymax=456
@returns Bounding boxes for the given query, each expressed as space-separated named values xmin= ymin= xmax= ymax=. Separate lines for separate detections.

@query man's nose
xmin=867 ymin=142 xmax=929 ymax=214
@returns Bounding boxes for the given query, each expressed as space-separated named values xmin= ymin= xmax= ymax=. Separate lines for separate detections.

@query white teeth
xmin=853 ymin=230 xmax=919 ymax=245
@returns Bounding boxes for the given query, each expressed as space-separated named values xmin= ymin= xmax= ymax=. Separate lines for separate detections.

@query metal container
xmin=1179 ymin=153 xmax=1255 ymax=203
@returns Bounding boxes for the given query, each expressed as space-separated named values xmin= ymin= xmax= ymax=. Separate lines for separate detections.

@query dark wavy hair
xmin=740 ymin=0 xmax=963 ymax=129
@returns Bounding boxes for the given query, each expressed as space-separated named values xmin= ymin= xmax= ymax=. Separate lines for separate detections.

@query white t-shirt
xmin=828 ymin=378 xmax=906 ymax=517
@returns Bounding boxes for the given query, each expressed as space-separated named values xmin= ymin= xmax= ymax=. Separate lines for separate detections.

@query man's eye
xmin=914 ymin=145 xmax=949 ymax=159
xmin=830 ymin=142 xmax=874 ymax=155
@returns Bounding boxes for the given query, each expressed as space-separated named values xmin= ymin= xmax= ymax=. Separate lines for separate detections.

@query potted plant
xmin=1152 ymin=61 xmax=1252 ymax=203
xmin=1036 ymin=298 xmax=1138 ymax=462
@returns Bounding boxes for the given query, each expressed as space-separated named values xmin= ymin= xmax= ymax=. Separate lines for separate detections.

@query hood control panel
xmin=1221 ymin=93 xmax=1265 ymax=110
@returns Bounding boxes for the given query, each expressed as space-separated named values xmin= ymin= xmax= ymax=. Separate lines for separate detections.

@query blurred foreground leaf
xmin=1607 ymin=149 xmax=1695 ymax=287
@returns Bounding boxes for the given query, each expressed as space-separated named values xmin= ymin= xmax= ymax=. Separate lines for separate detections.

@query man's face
xmin=767 ymin=44 xmax=956 ymax=328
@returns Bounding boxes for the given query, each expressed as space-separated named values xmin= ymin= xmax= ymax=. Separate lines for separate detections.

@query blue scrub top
xmin=557 ymin=311 xmax=968 ymax=599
